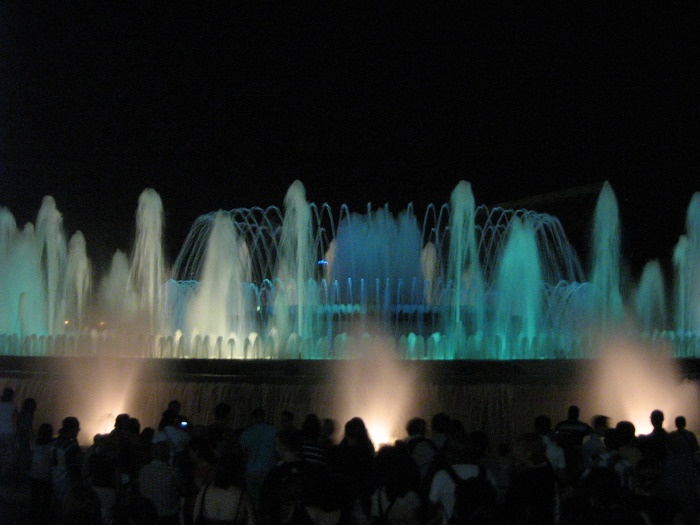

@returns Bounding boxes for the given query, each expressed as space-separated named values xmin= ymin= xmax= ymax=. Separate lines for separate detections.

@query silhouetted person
xmin=16 ymin=397 xmax=36 ymax=476
xmin=239 ymin=408 xmax=277 ymax=517
xmin=615 ymin=421 xmax=643 ymax=467
xmin=581 ymin=428 xmax=634 ymax=494
xmin=404 ymin=417 xmax=437 ymax=491
xmin=51 ymin=416 xmax=83 ymax=511
xmin=320 ymin=418 xmax=336 ymax=448
xmin=87 ymin=433 xmax=120 ymax=525
xmin=0 ymin=387 xmax=17 ymax=479
xmin=153 ymin=408 xmax=190 ymax=466
xmin=370 ymin=444 xmax=422 ymax=524
xmin=581 ymin=415 xmax=609 ymax=469
xmin=168 ymin=399 xmax=181 ymax=417
xmin=505 ymin=432 xmax=557 ymax=525
xmin=185 ymin=435 xmax=217 ymax=522
xmin=138 ymin=440 xmax=184 ymax=525
xmin=431 ymin=413 xmax=453 ymax=450
xmin=280 ymin=409 xmax=296 ymax=433
xmin=554 ymin=405 xmax=590 ymax=478
xmin=671 ymin=415 xmax=699 ymax=453
xmin=193 ymin=453 xmax=255 ymax=525
xmin=534 ymin=415 xmax=567 ymax=489
xmin=206 ymin=402 xmax=237 ymax=458
xmin=127 ymin=416 xmax=150 ymax=475
xmin=491 ymin=442 xmax=515 ymax=505
xmin=140 ymin=427 xmax=155 ymax=462
xmin=167 ymin=399 xmax=191 ymax=428
xmin=300 ymin=413 xmax=328 ymax=467
xmin=330 ymin=417 xmax=375 ymax=522
xmin=429 ymin=431 xmax=498 ymax=523
xmin=659 ymin=432 xmax=700 ymax=523
xmin=640 ymin=409 xmax=669 ymax=463
xmin=555 ymin=406 xmax=590 ymax=445
xmin=29 ymin=422 xmax=53 ymax=524
xmin=110 ymin=412 xmax=140 ymax=485
xmin=561 ymin=467 xmax=646 ymax=525
xmin=262 ymin=427 xmax=337 ymax=525
xmin=623 ymin=458 xmax=684 ymax=525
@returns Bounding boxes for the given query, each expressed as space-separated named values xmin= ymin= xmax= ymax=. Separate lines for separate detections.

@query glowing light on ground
xmin=51 ymin=355 xmax=150 ymax=445
xmin=332 ymin=329 xmax=419 ymax=446
xmin=586 ymin=338 xmax=700 ymax=434
xmin=365 ymin=423 xmax=395 ymax=448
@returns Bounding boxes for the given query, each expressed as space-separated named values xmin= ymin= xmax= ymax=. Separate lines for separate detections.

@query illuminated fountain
xmin=1 ymin=180 xmax=699 ymax=360
xmin=675 ymin=193 xmax=700 ymax=337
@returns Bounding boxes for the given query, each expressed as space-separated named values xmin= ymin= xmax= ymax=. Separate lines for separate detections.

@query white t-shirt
xmin=543 ymin=435 xmax=566 ymax=471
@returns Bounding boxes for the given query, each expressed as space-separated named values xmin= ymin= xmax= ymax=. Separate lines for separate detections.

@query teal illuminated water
xmin=1 ymin=181 xmax=698 ymax=359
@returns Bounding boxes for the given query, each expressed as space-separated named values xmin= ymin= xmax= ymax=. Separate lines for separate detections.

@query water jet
xmin=2 ymin=180 xmax=697 ymax=360
xmin=1 ymin=181 xmax=700 ymax=442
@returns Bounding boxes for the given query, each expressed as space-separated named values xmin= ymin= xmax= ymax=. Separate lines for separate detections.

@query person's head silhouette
xmin=675 ymin=416 xmax=687 ymax=430
xmin=650 ymin=409 xmax=664 ymax=430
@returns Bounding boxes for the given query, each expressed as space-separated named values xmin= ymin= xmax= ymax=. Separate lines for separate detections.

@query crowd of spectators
xmin=0 ymin=385 xmax=698 ymax=525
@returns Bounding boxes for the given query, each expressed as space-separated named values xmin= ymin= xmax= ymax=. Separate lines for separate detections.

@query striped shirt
xmin=138 ymin=459 xmax=184 ymax=518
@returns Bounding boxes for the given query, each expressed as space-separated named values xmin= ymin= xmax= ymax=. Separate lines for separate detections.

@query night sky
xmin=1 ymin=4 xmax=699 ymax=276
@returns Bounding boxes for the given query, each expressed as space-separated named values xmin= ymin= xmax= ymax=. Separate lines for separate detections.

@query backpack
xmin=445 ymin=464 xmax=497 ymax=525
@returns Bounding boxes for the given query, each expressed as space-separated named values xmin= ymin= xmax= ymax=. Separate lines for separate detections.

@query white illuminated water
xmin=0 ymin=180 xmax=699 ymax=360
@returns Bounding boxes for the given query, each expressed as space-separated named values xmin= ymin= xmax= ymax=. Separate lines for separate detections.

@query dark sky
xmin=1 ymin=4 xmax=699 ymax=275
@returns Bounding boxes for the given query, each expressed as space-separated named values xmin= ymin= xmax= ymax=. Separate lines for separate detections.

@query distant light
xmin=366 ymin=421 xmax=395 ymax=448
xmin=318 ymin=259 xmax=328 ymax=265
xmin=99 ymin=321 xmax=106 ymax=326
xmin=256 ymin=306 xmax=261 ymax=312
xmin=64 ymin=320 xmax=70 ymax=325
